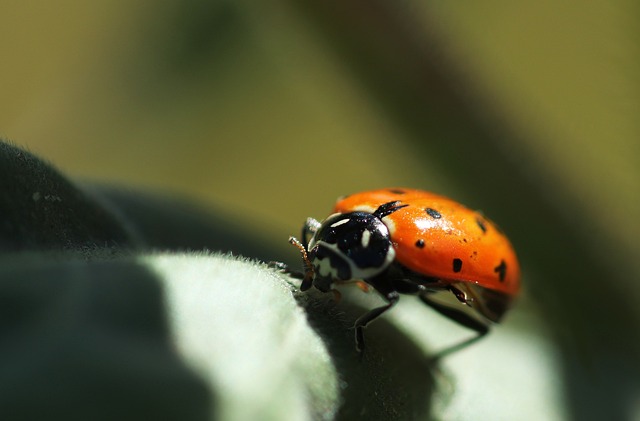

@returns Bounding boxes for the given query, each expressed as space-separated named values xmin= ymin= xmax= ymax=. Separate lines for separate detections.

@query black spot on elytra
xmin=388 ymin=189 xmax=406 ymax=195
xmin=494 ymin=260 xmax=507 ymax=282
xmin=415 ymin=239 xmax=425 ymax=248
xmin=452 ymin=258 xmax=463 ymax=273
xmin=425 ymin=208 xmax=441 ymax=219
xmin=476 ymin=217 xmax=487 ymax=233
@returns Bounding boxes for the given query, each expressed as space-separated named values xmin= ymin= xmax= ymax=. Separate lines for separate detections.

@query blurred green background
xmin=1 ymin=0 xmax=638 ymax=419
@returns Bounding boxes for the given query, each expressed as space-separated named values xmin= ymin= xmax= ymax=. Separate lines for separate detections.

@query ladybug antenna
xmin=373 ymin=201 xmax=409 ymax=219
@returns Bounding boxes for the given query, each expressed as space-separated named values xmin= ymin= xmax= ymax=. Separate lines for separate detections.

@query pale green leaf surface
xmin=143 ymin=253 xmax=565 ymax=421
xmin=144 ymin=253 xmax=339 ymax=421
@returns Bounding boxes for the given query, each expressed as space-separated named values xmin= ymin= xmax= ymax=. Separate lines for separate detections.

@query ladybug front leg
xmin=268 ymin=261 xmax=304 ymax=279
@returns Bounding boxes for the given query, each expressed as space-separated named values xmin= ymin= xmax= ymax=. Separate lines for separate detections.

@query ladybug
xmin=281 ymin=188 xmax=520 ymax=352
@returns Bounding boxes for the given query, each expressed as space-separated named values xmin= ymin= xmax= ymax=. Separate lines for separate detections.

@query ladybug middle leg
xmin=354 ymin=290 xmax=399 ymax=353
xmin=353 ymin=276 xmax=424 ymax=352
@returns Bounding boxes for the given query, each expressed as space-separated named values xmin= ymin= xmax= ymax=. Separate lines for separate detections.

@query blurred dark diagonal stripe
xmin=293 ymin=1 xmax=640 ymax=419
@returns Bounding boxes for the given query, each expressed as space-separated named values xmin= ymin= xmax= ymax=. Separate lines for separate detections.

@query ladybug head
xmin=306 ymin=211 xmax=396 ymax=291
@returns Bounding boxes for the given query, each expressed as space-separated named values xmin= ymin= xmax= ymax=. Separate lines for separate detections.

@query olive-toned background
xmin=1 ymin=1 xmax=638 ymax=419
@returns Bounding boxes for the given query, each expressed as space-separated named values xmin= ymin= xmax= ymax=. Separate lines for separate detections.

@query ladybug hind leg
xmin=419 ymin=293 xmax=490 ymax=336
xmin=419 ymin=292 xmax=490 ymax=359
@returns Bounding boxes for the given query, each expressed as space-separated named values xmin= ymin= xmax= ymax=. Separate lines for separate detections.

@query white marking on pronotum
xmin=315 ymin=239 xmax=395 ymax=280
xmin=361 ymin=229 xmax=371 ymax=248
xmin=330 ymin=218 xmax=350 ymax=228
xmin=382 ymin=217 xmax=397 ymax=236
xmin=315 ymin=255 xmax=340 ymax=278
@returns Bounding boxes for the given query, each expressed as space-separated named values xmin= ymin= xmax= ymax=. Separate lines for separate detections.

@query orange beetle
xmin=285 ymin=188 xmax=521 ymax=352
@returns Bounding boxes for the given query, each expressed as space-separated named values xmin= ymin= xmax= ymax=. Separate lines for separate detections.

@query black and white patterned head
xmin=306 ymin=211 xmax=395 ymax=292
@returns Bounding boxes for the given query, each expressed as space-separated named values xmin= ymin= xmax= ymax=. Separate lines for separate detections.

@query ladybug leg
xmin=448 ymin=285 xmax=472 ymax=306
xmin=354 ymin=280 xmax=370 ymax=293
xmin=354 ymin=290 xmax=400 ymax=353
xmin=352 ymin=275 xmax=423 ymax=352
xmin=419 ymin=294 xmax=490 ymax=359
xmin=419 ymin=294 xmax=490 ymax=336
xmin=391 ymin=278 xmax=426 ymax=295
xmin=334 ymin=279 xmax=370 ymax=293
xmin=330 ymin=288 xmax=342 ymax=302
xmin=301 ymin=217 xmax=321 ymax=248
xmin=389 ymin=278 xmax=491 ymax=335
xmin=267 ymin=261 xmax=305 ymax=280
